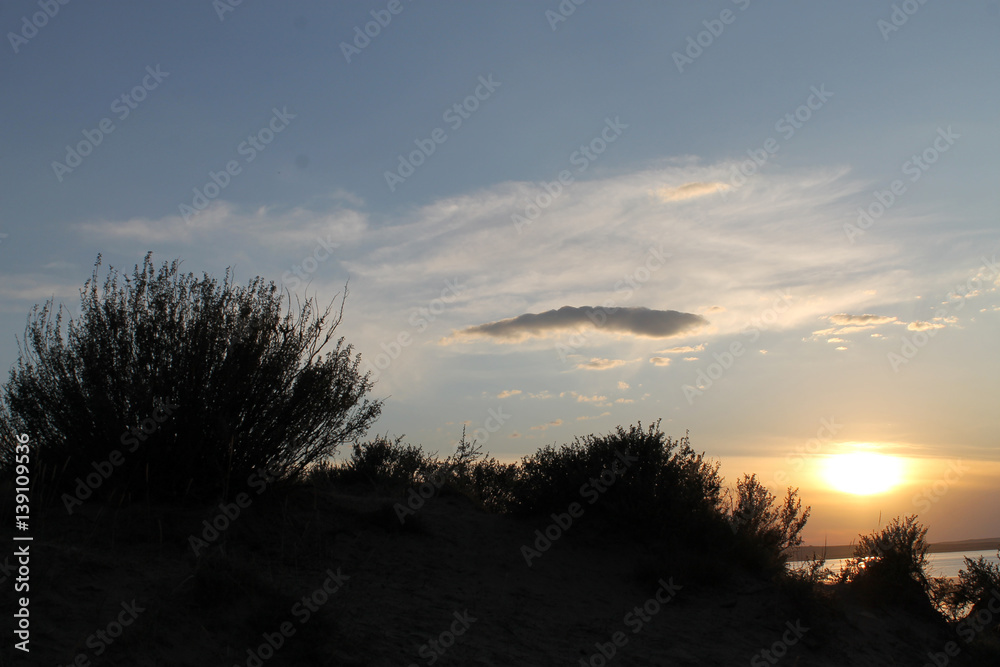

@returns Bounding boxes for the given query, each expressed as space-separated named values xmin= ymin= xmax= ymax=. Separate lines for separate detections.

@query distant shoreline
xmin=789 ymin=536 xmax=1000 ymax=562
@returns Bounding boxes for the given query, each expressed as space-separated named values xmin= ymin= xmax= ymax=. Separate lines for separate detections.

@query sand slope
xmin=1 ymin=487 xmax=995 ymax=666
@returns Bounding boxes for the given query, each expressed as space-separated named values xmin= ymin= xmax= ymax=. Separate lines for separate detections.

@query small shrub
xmin=728 ymin=473 xmax=810 ymax=573
xmin=842 ymin=515 xmax=935 ymax=612
xmin=947 ymin=547 xmax=1000 ymax=627
xmin=338 ymin=435 xmax=434 ymax=489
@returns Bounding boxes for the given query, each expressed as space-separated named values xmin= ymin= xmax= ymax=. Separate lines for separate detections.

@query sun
xmin=823 ymin=451 xmax=905 ymax=495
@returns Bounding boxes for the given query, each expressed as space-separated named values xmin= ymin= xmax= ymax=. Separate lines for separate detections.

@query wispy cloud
xmin=649 ymin=357 xmax=672 ymax=366
xmin=655 ymin=181 xmax=728 ymax=202
xmin=577 ymin=411 xmax=611 ymax=421
xmin=575 ymin=357 xmax=639 ymax=371
xmin=907 ymin=321 xmax=946 ymax=332
xmin=497 ymin=389 xmax=522 ymax=399
xmin=656 ymin=343 xmax=705 ymax=354
xmin=531 ymin=419 xmax=563 ymax=431
xmin=78 ymin=199 xmax=367 ymax=247
xmin=828 ymin=313 xmax=897 ymax=326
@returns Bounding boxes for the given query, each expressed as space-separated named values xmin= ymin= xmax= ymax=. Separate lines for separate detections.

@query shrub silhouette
xmin=321 ymin=429 xmax=519 ymax=512
xmin=728 ymin=473 xmax=810 ymax=572
xmin=510 ymin=421 xmax=728 ymax=544
xmin=337 ymin=435 xmax=434 ymax=490
xmin=947 ymin=546 xmax=1000 ymax=628
xmin=0 ymin=254 xmax=381 ymax=504
xmin=841 ymin=515 xmax=935 ymax=611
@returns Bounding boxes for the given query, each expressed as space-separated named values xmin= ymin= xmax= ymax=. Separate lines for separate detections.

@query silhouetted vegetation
xmin=728 ymin=473 xmax=810 ymax=573
xmin=0 ymin=254 xmax=381 ymax=504
xmin=948 ymin=547 xmax=1000 ymax=627
xmin=838 ymin=515 xmax=940 ymax=617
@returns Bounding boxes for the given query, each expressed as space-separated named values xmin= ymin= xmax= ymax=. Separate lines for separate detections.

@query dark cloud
xmin=450 ymin=306 xmax=708 ymax=342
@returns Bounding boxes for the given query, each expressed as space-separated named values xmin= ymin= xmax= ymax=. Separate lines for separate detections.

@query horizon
xmin=2 ymin=1 xmax=999 ymax=547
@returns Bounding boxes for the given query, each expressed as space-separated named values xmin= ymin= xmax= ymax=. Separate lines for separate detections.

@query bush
xmin=948 ymin=547 xmax=1000 ymax=627
xmin=510 ymin=421 xmax=726 ymax=544
xmin=728 ymin=473 xmax=810 ymax=572
xmin=0 ymin=254 xmax=382 ymax=504
xmin=842 ymin=515 xmax=934 ymax=609
xmin=337 ymin=435 xmax=434 ymax=489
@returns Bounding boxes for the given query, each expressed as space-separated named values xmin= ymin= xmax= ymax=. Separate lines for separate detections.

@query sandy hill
xmin=2 ymin=486 xmax=997 ymax=666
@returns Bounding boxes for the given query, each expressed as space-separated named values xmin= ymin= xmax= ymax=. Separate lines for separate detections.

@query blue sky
xmin=2 ymin=1 xmax=999 ymax=542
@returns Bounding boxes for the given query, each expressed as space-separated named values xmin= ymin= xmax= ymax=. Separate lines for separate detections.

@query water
xmin=806 ymin=549 xmax=1000 ymax=579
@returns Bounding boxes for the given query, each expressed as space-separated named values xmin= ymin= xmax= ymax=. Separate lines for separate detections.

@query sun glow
xmin=823 ymin=451 xmax=905 ymax=495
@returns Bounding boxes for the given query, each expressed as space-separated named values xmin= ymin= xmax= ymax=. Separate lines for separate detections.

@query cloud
xmin=78 ymin=199 xmax=367 ymax=247
xmin=614 ymin=398 xmax=634 ymax=404
xmin=531 ymin=419 xmax=563 ymax=431
xmin=447 ymin=306 xmax=707 ymax=343
xmin=497 ymin=389 xmax=522 ymax=399
xmin=575 ymin=357 xmax=639 ymax=371
xmin=648 ymin=357 xmax=672 ymax=366
xmin=656 ymin=343 xmax=705 ymax=354
xmin=656 ymin=182 xmax=728 ymax=202
xmin=528 ymin=391 xmax=556 ymax=399
xmin=566 ymin=392 xmax=607 ymax=403
xmin=617 ymin=381 xmax=629 ymax=390
xmin=826 ymin=337 xmax=846 ymax=343
xmin=683 ymin=356 xmax=699 ymax=361
xmin=907 ymin=321 xmax=946 ymax=332
xmin=577 ymin=411 xmax=611 ymax=421
xmin=836 ymin=346 xmax=848 ymax=351
xmin=828 ymin=313 xmax=897 ymax=326
xmin=812 ymin=313 xmax=900 ymax=337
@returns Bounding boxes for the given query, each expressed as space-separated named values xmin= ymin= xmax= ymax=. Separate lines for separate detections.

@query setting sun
xmin=823 ymin=451 xmax=906 ymax=496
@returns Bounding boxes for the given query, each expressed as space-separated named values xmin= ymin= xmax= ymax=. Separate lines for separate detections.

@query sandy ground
xmin=1 ymin=486 xmax=996 ymax=666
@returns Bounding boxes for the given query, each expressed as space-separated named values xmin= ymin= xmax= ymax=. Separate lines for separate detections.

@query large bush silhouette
xmin=511 ymin=421 xmax=728 ymax=544
xmin=0 ymin=254 xmax=381 ymax=504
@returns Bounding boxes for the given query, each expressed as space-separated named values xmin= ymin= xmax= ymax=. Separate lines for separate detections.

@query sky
xmin=1 ymin=1 xmax=998 ymax=545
